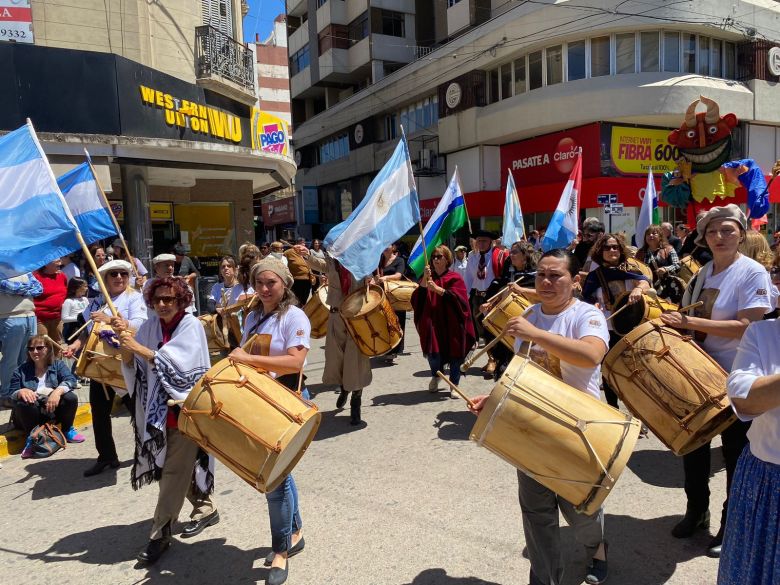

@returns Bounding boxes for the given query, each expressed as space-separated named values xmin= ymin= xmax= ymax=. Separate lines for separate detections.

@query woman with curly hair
xmin=114 ymin=275 xmax=219 ymax=564
xmin=636 ymin=224 xmax=681 ymax=290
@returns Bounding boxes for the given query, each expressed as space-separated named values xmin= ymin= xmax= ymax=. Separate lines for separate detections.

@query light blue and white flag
xmin=324 ymin=137 xmax=420 ymax=278
xmin=636 ymin=167 xmax=659 ymax=245
xmin=57 ymin=161 xmax=117 ymax=245
xmin=502 ymin=170 xmax=525 ymax=246
xmin=542 ymin=155 xmax=582 ymax=251
xmin=0 ymin=122 xmax=81 ymax=279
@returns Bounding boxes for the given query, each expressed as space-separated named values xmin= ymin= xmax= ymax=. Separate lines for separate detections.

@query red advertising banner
xmin=500 ymin=123 xmax=602 ymax=188
xmin=261 ymin=196 xmax=296 ymax=226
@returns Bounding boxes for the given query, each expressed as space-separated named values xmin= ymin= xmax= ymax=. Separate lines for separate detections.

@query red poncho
xmin=412 ymin=270 xmax=476 ymax=360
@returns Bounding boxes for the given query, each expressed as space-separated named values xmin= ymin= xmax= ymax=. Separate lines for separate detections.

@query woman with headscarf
xmin=660 ymin=204 xmax=773 ymax=558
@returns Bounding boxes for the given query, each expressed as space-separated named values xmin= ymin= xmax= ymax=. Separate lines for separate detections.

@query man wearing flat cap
xmin=146 ymin=255 xmax=196 ymax=314
xmin=464 ymin=230 xmax=509 ymax=376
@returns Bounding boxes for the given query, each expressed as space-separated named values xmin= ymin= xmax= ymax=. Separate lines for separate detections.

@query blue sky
xmin=243 ymin=0 xmax=287 ymax=43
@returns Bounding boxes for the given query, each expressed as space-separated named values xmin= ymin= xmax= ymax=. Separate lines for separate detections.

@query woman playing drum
xmin=209 ymin=255 xmax=246 ymax=312
xmin=411 ymin=245 xmax=475 ymax=395
xmin=637 ymin=224 xmax=682 ymax=300
xmin=470 ymin=249 xmax=611 ymax=585
xmin=659 ymin=204 xmax=773 ymax=558
xmin=114 ymin=276 xmax=218 ymax=564
xmin=376 ymin=243 xmax=407 ymax=363
xmin=582 ymin=233 xmax=650 ymax=408
xmin=229 ymin=258 xmax=311 ymax=585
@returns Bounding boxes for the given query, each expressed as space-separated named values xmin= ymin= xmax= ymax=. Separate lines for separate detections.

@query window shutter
xmin=201 ymin=0 xmax=234 ymax=37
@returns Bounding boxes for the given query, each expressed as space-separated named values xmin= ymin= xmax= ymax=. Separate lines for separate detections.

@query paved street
xmin=0 ymin=317 xmax=726 ymax=585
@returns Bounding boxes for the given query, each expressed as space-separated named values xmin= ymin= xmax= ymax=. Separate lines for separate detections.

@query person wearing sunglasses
xmin=64 ymin=259 xmax=148 ymax=477
xmin=113 ymin=276 xmax=217 ymax=565
xmin=111 ymin=239 xmax=148 ymax=289
xmin=10 ymin=334 xmax=83 ymax=458
xmin=581 ymin=233 xmax=650 ymax=408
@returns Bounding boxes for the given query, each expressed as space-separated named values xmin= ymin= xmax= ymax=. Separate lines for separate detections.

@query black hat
xmin=471 ymin=229 xmax=497 ymax=239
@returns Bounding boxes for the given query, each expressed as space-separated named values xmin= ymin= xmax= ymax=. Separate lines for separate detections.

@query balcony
xmin=195 ymin=25 xmax=256 ymax=106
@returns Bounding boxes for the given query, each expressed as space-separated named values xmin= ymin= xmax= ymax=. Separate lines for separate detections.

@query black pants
xmin=469 ymin=291 xmax=487 ymax=342
xmin=601 ymin=331 xmax=622 ymax=408
xmin=392 ymin=310 xmax=406 ymax=355
xmin=14 ymin=392 xmax=79 ymax=435
xmin=90 ymin=382 xmax=118 ymax=462
xmin=682 ymin=419 xmax=751 ymax=523
xmin=291 ymin=279 xmax=312 ymax=306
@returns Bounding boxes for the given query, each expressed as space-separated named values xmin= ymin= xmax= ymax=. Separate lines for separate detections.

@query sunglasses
xmin=107 ymin=271 xmax=129 ymax=277
xmin=431 ymin=254 xmax=444 ymax=260
xmin=28 ymin=345 xmax=47 ymax=352
xmin=603 ymin=245 xmax=621 ymax=251
xmin=152 ymin=295 xmax=177 ymax=305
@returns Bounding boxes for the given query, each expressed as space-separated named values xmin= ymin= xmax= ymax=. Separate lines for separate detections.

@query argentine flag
xmin=408 ymin=168 xmax=468 ymax=277
xmin=502 ymin=170 xmax=525 ymax=246
xmin=0 ymin=122 xmax=81 ymax=279
xmin=542 ymin=155 xmax=582 ymax=252
xmin=58 ymin=161 xmax=117 ymax=245
xmin=324 ymin=137 xmax=420 ymax=278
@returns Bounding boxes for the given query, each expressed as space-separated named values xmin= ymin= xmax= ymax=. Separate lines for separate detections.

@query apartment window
xmin=319 ymin=133 xmax=350 ymax=163
xmin=514 ymin=57 xmax=526 ymax=94
xmin=616 ymin=33 xmax=635 ymax=74
xmin=710 ymin=38 xmax=722 ymax=77
xmin=488 ymin=68 xmax=499 ymax=103
xmin=201 ymin=0 xmax=234 ymax=37
xmin=380 ymin=10 xmax=405 ymax=37
xmin=385 ymin=114 xmax=397 ymax=140
xmin=348 ymin=12 xmax=369 ymax=43
xmin=640 ymin=32 xmax=659 ymax=72
xmin=724 ymin=41 xmax=735 ymax=79
xmin=567 ymin=40 xmax=586 ymax=81
xmin=546 ymin=45 xmax=563 ymax=85
xmin=663 ymin=32 xmax=680 ymax=72
xmin=529 ymin=50 xmax=543 ymax=90
xmin=698 ymin=36 xmax=709 ymax=75
xmin=316 ymin=0 xmax=328 ymax=7
xmin=683 ymin=33 xmax=696 ymax=73
xmin=591 ymin=36 xmax=610 ymax=77
xmin=501 ymin=64 xmax=512 ymax=99
xmin=290 ymin=45 xmax=310 ymax=76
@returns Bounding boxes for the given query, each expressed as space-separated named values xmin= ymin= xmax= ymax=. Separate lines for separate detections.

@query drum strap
xmin=245 ymin=311 xmax=276 ymax=338
xmin=595 ymin=268 xmax=615 ymax=311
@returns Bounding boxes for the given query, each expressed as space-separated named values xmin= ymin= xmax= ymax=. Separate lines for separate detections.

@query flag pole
xmin=84 ymin=148 xmax=140 ymax=283
xmin=456 ymin=166 xmax=473 ymax=234
xmin=401 ymin=126 xmax=428 ymax=268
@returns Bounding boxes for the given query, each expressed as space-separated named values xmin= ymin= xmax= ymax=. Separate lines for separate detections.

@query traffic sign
xmin=597 ymin=194 xmax=618 ymax=205
xmin=603 ymin=203 xmax=624 ymax=214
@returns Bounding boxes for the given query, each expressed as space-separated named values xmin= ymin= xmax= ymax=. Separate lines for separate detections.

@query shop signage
xmin=500 ymin=124 xmax=602 ymax=187
xmin=0 ymin=0 xmax=33 ymax=44
xmin=610 ymin=125 xmax=679 ymax=175
xmin=109 ymin=201 xmax=172 ymax=222
xmin=251 ymin=108 xmax=289 ymax=155
xmin=261 ymin=196 xmax=296 ymax=226
xmin=445 ymin=82 xmax=462 ymax=109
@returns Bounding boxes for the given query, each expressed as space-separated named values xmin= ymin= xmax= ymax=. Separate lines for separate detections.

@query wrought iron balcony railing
xmin=195 ymin=25 xmax=255 ymax=94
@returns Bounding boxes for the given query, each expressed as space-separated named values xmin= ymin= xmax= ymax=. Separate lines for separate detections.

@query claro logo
xmin=511 ymin=137 xmax=582 ymax=174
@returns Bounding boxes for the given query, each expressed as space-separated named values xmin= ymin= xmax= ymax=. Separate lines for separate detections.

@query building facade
xmin=288 ymin=0 xmax=780 ymax=242
xmin=1 ymin=0 xmax=295 ymax=277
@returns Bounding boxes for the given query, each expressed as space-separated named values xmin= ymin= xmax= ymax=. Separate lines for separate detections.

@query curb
xmin=0 ymin=403 xmax=92 ymax=459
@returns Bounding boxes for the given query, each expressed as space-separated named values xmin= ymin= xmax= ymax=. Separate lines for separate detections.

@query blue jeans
xmin=265 ymin=387 xmax=309 ymax=553
xmin=427 ymin=354 xmax=464 ymax=386
xmin=0 ymin=315 xmax=37 ymax=397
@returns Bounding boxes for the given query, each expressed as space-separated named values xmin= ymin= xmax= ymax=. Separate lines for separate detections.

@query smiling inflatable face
xmin=667 ymin=96 xmax=738 ymax=173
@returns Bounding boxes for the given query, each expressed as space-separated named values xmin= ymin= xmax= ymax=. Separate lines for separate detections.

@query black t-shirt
xmin=381 ymin=255 xmax=406 ymax=277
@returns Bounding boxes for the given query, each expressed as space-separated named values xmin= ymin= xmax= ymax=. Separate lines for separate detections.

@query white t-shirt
xmin=61 ymin=297 xmax=89 ymax=323
xmin=269 ymin=252 xmax=289 ymax=267
xmin=727 ymin=319 xmax=780 ymax=465
xmin=210 ymin=282 xmax=246 ymax=306
xmin=513 ymin=299 xmax=609 ymax=399
xmin=464 ymin=250 xmax=496 ymax=292
xmin=691 ymin=255 xmax=772 ymax=370
xmin=241 ymin=305 xmax=311 ymax=377
xmin=61 ymin=263 xmax=80 ymax=281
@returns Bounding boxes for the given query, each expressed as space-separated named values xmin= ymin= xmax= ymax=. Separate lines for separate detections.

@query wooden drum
xmin=303 ymin=285 xmax=330 ymax=339
xmin=611 ymin=291 xmax=678 ymax=336
xmin=483 ymin=292 xmax=533 ymax=350
xmin=339 ymin=285 xmax=402 ymax=357
xmin=470 ymin=356 xmax=640 ymax=515
xmin=384 ymin=280 xmax=418 ymax=312
xmin=678 ymin=256 xmax=702 ymax=284
xmin=626 ymin=257 xmax=653 ymax=280
xmin=179 ymin=358 xmax=321 ymax=493
xmin=602 ymin=320 xmax=736 ymax=456
xmin=75 ymin=323 xmax=126 ymax=390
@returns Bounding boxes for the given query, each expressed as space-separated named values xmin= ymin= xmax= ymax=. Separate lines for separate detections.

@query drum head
xmin=340 ymin=288 xmax=382 ymax=318
xmin=264 ymin=412 xmax=321 ymax=492
xmin=612 ymin=296 xmax=645 ymax=336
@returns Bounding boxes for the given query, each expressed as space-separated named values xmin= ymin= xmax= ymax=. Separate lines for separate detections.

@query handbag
xmin=29 ymin=423 xmax=67 ymax=458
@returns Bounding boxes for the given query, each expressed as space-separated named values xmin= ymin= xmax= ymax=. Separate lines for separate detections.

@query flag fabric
xmin=58 ymin=161 xmax=117 ymax=245
xmin=408 ymin=168 xmax=468 ymax=277
xmin=502 ymin=170 xmax=525 ymax=246
xmin=0 ymin=122 xmax=81 ymax=279
xmin=636 ymin=168 xmax=659 ymax=245
xmin=324 ymin=137 xmax=420 ymax=279
xmin=542 ymin=156 xmax=582 ymax=251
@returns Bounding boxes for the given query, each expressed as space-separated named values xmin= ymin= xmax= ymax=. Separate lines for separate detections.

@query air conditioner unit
xmin=420 ymin=148 xmax=433 ymax=168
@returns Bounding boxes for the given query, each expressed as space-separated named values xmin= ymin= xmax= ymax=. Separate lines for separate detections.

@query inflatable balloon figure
xmin=661 ymin=95 xmax=770 ymax=225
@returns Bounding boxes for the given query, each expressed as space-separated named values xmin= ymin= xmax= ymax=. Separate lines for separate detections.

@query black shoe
xmin=585 ymin=542 xmax=608 ymax=584
xmin=137 ymin=536 xmax=171 ymax=564
xmin=180 ymin=510 xmax=220 ymax=538
xmin=266 ymin=560 xmax=288 ymax=585
xmin=264 ymin=537 xmax=305 ymax=566
xmin=671 ymin=509 xmax=710 ymax=538
xmin=83 ymin=459 xmax=120 ymax=477
xmin=350 ymin=392 xmax=362 ymax=425
xmin=335 ymin=388 xmax=349 ymax=410
xmin=707 ymin=528 xmax=724 ymax=558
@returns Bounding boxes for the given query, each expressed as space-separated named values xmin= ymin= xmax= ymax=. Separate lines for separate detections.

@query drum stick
xmin=436 ymin=371 xmax=476 ymax=409
xmin=677 ymin=301 xmax=703 ymax=313
xmin=42 ymin=334 xmax=68 ymax=353
xmin=166 ymin=399 xmax=186 ymax=406
xmin=66 ymin=303 xmax=109 ymax=341
xmin=461 ymin=334 xmax=505 ymax=372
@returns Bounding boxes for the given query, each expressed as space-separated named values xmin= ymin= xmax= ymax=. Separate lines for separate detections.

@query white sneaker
xmin=428 ymin=378 xmax=440 ymax=393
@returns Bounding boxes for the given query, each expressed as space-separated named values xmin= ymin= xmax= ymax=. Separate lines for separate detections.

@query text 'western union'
xmin=139 ymin=85 xmax=242 ymax=143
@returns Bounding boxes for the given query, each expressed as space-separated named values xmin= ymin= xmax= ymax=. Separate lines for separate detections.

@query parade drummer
xmin=209 ymin=255 xmax=245 ymax=313
xmin=659 ymin=204 xmax=772 ymax=558
xmin=64 ymin=259 xmax=147 ymax=478
xmin=581 ymin=233 xmax=650 ymax=408
xmin=114 ymin=276 xmax=219 ymax=565
xmin=296 ymin=243 xmax=372 ymax=426
xmin=376 ymin=243 xmax=407 ymax=363
xmin=229 ymin=258 xmax=312 ymax=585
xmin=463 ymin=229 xmax=509 ymax=377
xmin=470 ymin=249 xmax=611 ymax=585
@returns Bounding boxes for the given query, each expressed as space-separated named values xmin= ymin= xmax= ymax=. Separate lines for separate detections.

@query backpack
xmin=29 ymin=423 xmax=67 ymax=458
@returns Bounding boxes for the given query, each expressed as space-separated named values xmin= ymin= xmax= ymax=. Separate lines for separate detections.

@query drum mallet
xmin=461 ymin=334 xmax=505 ymax=372
xmin=436 ymin=371 xmax=477 ymax=409
xmin=605 ymin=302 xmax=632 ymax=323
xmin=167 ymin=399 xmax=186 ymax=406
xmin=42 ymin=334 xmax=68 ymax=354
xmin=676 ymin=301 xmax=703 ymax=313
